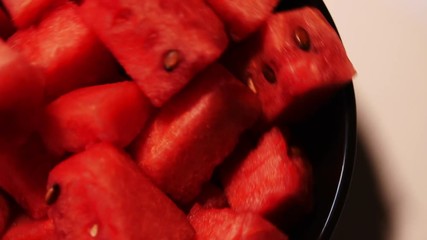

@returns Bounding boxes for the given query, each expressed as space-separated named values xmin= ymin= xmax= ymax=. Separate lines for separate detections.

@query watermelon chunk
xmin=188 ymin=207 xmax=288 ymax=240
xmin=220 ymin=127 xmax=313 ymax=229
xmin=41 ymin=81 xmax=152 ymax=156
xmin=0 ymin=40 xmax=44 ymax=147
xmin=134 ymin=64 xmax=261 ymax=204
xmin=7 ymin=3 xmax=119 ymax=102
xmin=2 ymin=215 xmax=55 ymax=240
xmin=0 ymin=191 xmax=12 ymax=236
xmin=47 ymin=143 xmax=195 ymax=240
xmin=79 ymin=0 xmax=228 ymax=106
xmin=224 ymin=7 xmax=356 ymax=122
xmin=2 ymin=0 xmax=66 ymax=28
xmin=0 ymin=135 xmax=58 ymax=219
xmin=0 ymin=8 xmax=15 ymax=40
xmin=206 ymin=0 xmax=278 ymax=41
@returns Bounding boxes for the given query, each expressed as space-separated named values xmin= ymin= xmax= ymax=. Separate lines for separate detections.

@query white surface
xmin=324 ymin=0 xmax=427 ymax=239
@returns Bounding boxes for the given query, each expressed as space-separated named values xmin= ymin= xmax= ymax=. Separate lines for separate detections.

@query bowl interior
xmin=275 ymin=1 xmax=357 ymax=239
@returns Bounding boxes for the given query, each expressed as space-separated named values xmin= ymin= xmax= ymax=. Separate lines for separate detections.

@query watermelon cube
xmin=7 ymin=3 xmax=119 ymax=102
xmin=220 ymin=127 xmax=313 ymax=229
xmin=206 ymin=0 xmax=278 ymax=41
xmin=188 ymin=207 xmax=288 ymax=240
xmin=0 ymin=135 xmax=58 ymax=219
xmin=0 ymin=8 xmax=15 ymax=40
xmin=2 ymin=0 xmax=66 ymax=28
xmin=134 ymin=64 xmax=261 ymax=204
xmin=0 ymin=191 xmax=12 ymax=236
xmin=0 ymin=40 xmax=44 ymax=147
xmin=2 ymin=215 xmax=55 ymax=240
xmin=224 ymin=7 xmax=356 ymax=122
xmin=47 ymin=143 xmax=195 ymax=240
xmin=79 ymin=0 xmax=229 ymax=106
xmin=41 ymin=81 xmax=152 ymax=156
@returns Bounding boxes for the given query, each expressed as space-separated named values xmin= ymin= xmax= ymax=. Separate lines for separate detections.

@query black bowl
xmin=275 ymin=1 xmax=357 ymax=239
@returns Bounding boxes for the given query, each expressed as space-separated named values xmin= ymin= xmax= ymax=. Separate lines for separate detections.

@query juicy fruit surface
xmin=0 ymin=40 xmax=44 ymax=146
xmin=2 ymin=0 xmax=66 ymax=28
xmin=41 ymin=81 xmax=152 ymax=156
xmin=188 ymin=207 xmax=288 ymax=240
xmin=48 ymin=143 xmax=195 ymax=240
xmin=7 ymin=2 xmax=119 ymax=102
xmin=206 ymin=0 xmax=278 ymax=41
xmin=0 ymin=1 xmax=356 ymax=238
xmin=134 ymin=64 xmax=261 ymax=204
xmin=2 ymin=215 xmax=56 ymax=240
xmin=80 ymin=0 xmax=228 ymax=106
xmin=221 ymin=127 xmax=313 ymax=229
xmin=224 ymin=7 xmax=355 ymax=122
xmin=0 ymin=135 xmax=57 ymax=219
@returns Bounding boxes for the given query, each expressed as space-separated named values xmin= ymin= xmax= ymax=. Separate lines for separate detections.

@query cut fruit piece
xmin=48 ymin=143 xmax=195 ymax=240
xmin=206 ymin=0 xmax=278 ymax=41
xmin=2 ymin=215 xmax=55 ymax=240
xmin=224 ymin=7 xmax=355 ymax=122
xmin=0 ymin=40 xmax=44 ymax=147
xmin=134 ymin=64 xmax=261 ymax=204
xmin=7 ymin=2 xmax=119 ymax=102
xmin=0 ymin=8 xmax=15 ymax=40
xmin=79 ymin=0 xmax=228 ymax=106
xmin=188 ymin=207 xmax=288 ymax=240
xmin=0 ymin=191 xmax=12 ymax=236
xmin=220 ymin=127 xmax=313 ymax=229
xmin=2 ymin=0 xmax=66 ymax=28
xmin=41 ymin=81 xmax=152 ymax=156
xmin=0 ymin=135 xmax=58 ymax=219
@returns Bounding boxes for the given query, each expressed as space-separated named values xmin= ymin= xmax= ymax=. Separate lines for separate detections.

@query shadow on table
xmin=331 ymin=135 xmax=392 ymax=240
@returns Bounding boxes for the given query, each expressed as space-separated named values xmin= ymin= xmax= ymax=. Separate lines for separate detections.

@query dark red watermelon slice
xmin=0 ymin=8 xmax=15 ymax=40
xmin=2 ymin=215 xmax=55 ymax=240
xmin=134 ymin=64 xmax=261 ymax=204
xmin=2 ymin=0 xmax=66 ymax=28
xmin=79 ymin=0 xmax=229 ymax=106
xmin=224 ymin=7 xmax=355 ymax=122
xmin=188 ymin=207 xmax=288 ymax=240
xmin=7 ymin=2 xmax=119 ymax=102
xmin=0 ymin=191 xmax=12 ymax=236
xmin=0 ymin=135 xmax=58 ymax=219
xmin=206 ymin=0 xmax=278 ymax=41
xmin=47 ymin=143 xmax=195 ymax=240
xmin=220 ymin=127 xmax=313 ymax=229
xmin=0 ymin=40 xmax=44 ymax=147
xmin=41 ymin=81 xmax=152 ymax=156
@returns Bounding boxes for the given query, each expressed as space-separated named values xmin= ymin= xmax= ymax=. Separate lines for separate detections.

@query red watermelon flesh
xmin=41 ymin=81 xmax=152 ymax=156
xmin=2 ymin=0 xmax=66 ymax=28
xmin=206 ymin=0 xmax=278 ymax=41
xmin=0 ymin=8 xmax=15 ymax=40
xmin=224 ymin=7 xmax=355 ymax=122
xmin=134 ymin=64 xmax=261 ymax=204
xmin=47 ymin=143 xmax=195 ymax=240
xmin=220 ymin=127 xmax=313 ymax=229
xmin=0 ymin=135 xmax=58 ymax=219
xmin=0 ymin=40 xmax=44 ymax=147
xmin=79 ymin=0 xmax=229 ymax=106
xmin=0 ymin=191 xmax=12 ymax=236
xmin=2 ymin=215 xmax=55 ymax=240
xmin=7 ymin=2 xmax=119 ymax=102
xmin=188 ymin=207 xmax=288 ymax=240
